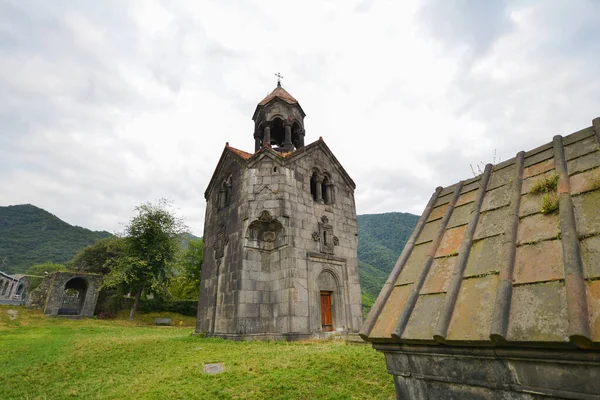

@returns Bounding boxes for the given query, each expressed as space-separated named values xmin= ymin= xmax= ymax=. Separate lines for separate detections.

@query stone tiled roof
xmin=258 ymin=86 xmax=298 ymax=106
xmin=361 ymin=118 xmax=600 ymax=349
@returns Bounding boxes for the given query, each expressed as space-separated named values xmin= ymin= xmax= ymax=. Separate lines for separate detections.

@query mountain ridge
xmin=0 ymin=204 xmax=419 ymax=309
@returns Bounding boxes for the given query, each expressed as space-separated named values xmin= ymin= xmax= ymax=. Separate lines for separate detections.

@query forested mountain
xmin=0 ymin=204 xmax=419 ymax=313
xmin=357 ymin=212 xmax=419 ymax=312
xmin=0 ymin=204 xmax=112 ymax=274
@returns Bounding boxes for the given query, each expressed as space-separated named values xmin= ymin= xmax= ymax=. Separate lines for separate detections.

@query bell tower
xmin=196 ymin=79 xmax=363 ymax=340
xmin=252 ymin=78 xmax=306 ymax=152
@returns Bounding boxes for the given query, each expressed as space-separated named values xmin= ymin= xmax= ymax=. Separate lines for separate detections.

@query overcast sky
xmin=1 ymin=0 xmax=599 ymax=236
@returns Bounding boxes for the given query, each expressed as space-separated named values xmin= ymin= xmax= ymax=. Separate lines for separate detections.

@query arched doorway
xmin=317 ymin=270 xmax=339 ymax=332
xmin=58 ymin=277 xmax=88 ymax=316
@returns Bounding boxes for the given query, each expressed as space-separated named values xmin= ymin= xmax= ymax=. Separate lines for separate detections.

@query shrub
xmin=541 ymin=192 xmax=559 ymax=214
xmin=531 ymin=173 xmax=559 ymax=194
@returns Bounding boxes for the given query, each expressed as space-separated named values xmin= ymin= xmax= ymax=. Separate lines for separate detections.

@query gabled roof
xmin=361 ymin=118 xmax=600 ymax=350
xmin=204 ymin=139 xmax=356 ymax=199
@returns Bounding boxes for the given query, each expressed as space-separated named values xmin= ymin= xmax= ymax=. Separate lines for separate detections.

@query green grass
xmin=0 ymin=306 xmax=394 ymax=399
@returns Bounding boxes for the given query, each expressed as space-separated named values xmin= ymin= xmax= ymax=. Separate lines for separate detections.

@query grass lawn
xmin=0 ymin=305 xmax=394 ymax=399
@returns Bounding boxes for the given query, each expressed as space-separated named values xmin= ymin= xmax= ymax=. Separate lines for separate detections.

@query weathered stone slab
xmin=203 ymin=363 xmax=225 ymax=374
xmin=397 ymin=242 xmax=432 ymax=285
xmin=519 ymin=192 xmax=544 ymax=217
xmin=523 ymin=158 xmax=554 ymax=179
xmin=581 ymin=235 xmax=600 ymax=279
xmin=507 ymin=281 xmax=568 ymax=342
xmin=421 ymin=256 xmax=456 ymax=294
xmin=436 ymin=225 xmax=467 ymax=257
xmin=564 ymin=135 xmax=599 ymax=161
xmin=481 ymin=185 xmax=510 ymax=212
xmin=473 ymin=207 xmax=508 ymax=241
xmin=370 ymin=284 xmax=412 ymax=338
xmin=403 ymin=293 xmax=445 ymax=340
xmin=464 ymin=235 xmax=503 ymax=277
xmin=487 ymin=164 xmax=515 ymax=190
xmin=514 ymin=240 xmax=563 ymax=285
xmin=587 ymin=280 xmax=600 ymax=342
xmin=154 ymin=318 xmax=172 ymax=326
xmin=447 ymin=274 xmax=498 ymax=342
xmin=517 ymin=213 xmax=559 ymax=245
xmin=447 ymin=203 xmax=473 ymax=228
xmin=573 ymin=189 xmax=600 ymax=237
xmin=567 ymin=150 xmax=600 ymax=175
xmin=570 ymin=168 xmax=600 ymax=195
xmin=416 ymin=219 xmax=442 ymax=244
xmin=427 ymin=203 xmax=448 ymax=222
xmin=454 ymin=190 xmax=477 ymax=207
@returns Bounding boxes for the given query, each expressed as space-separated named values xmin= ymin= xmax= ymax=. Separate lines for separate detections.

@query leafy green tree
xmin=68 ymin=237 xmax=126 ymax=274
xmin=25 ymin=262 xmax=66 ymax=291
xmin=105 ymin=199 xmax=186 ymax=320
xmin=168 ymin=237 xmax=203 ymax=300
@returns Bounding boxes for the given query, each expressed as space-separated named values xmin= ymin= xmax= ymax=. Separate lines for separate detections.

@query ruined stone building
xmin=361 ymin=118 xmax=600 ymax=399
xmin=195 ymin=82 xmax=363 ymax=340
xmin=0 ymin=270 xmax=28 ymax=304
xmin=27 ymin=271 xmax=102 ymax=318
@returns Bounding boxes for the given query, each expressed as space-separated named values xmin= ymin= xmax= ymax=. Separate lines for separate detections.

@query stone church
xmin=195 ymin=82 xmax=363 ymax=340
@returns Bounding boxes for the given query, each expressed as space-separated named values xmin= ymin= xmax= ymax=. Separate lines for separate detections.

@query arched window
xmin=310 ymin=172 xmax=318 ymax=201
xmin=218 ymin=175 xmax=233 ymax=210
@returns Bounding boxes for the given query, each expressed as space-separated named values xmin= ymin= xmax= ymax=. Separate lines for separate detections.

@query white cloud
xmin=0 ymin=0 xmax=598 ymax=236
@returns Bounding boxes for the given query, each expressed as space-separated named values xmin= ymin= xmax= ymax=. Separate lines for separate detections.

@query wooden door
xmin=320 ymin=291 xmax=333 ymax=331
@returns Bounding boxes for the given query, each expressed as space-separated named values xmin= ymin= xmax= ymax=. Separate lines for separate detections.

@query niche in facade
xmin=246 ymin=211 xmax=286 ymax=251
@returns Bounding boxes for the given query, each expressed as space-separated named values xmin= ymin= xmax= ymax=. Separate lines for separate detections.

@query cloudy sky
xmin=1 ymin=0 xmax=599 ymax=236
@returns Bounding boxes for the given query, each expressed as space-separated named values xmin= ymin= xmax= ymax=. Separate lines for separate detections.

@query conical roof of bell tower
xmin=258 ymin=83 xmax=299 ymax=106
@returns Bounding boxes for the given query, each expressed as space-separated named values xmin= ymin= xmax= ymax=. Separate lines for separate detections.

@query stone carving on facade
xmin=312 ymin=231 xmax=320 ymax=241
xmin=246 ymin=210 xmax=286 ymax=251
xmin=318 ymin=216 xmax=335 ymax=254
xmin=333 ymin=236 xmax=339 ymax=246
xmin=214 ymin=219 xmax=227 ymax=260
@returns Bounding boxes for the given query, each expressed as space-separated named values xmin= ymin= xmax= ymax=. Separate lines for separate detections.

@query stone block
xmin=517 ymin=213 xmax=559 ymax=245
xmin=573 ymin=189 xmax=600 ymax=237
xmin=447 ymin=274 xmax=498 ymax=341
xmin=436 ymin=225 xmax=467 ymax=257
xmin=481 ymin=186 xmax=510 ymax=212
xmin=519 ymin=192 xmax=544 ymax=217
xmin=416 ymin=220 xmax=442 ymax=244
xmin=421 ymin=256 xmax=456 ymax=294
xmin=473 ymin=207 xmax=508 ymax=241
xmin=565 ymin=135 xmax=599 ymax=160
xmin=397 ymin=242 xmax=432 ymax=285
xmin=570 ymin=168 xmax=600 ymax=195
xmin=514 ymin=240 xmax=563 ymax=284
xmin=507 ymin=281 xmax=568 ymax=342
xmin=567 ymin=151 xmax=600 ymax=176
xmin=581 ymin=235 xmax=600 ymax=279
xmin=447 ymin=203 xmax=473 ymax=228
xmin=403 ymin=293 xmax=445 ymax=340
xmin=370 ymin=284 xmax=413 ymax=339
xmin=523 ymin=158 xmax=554 ymax=179
xmin=464 ymin=235 xmax=503 ymax=277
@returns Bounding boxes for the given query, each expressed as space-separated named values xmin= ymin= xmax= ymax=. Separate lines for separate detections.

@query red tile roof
xmin=225 ymin=143 xmax=253 ymax=160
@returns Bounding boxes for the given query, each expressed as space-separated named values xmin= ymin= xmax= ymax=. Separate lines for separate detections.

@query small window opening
xmin=323 ymin=231 xmax=328 ymax=246
xmin=310 ymin=173 xmax=317 ymax=201
xmin=273 ymin=167 xmax=277 ymax=172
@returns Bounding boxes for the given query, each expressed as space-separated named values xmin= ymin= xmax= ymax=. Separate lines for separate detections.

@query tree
xmin=68 ymin=237 xmax=125 ymax=275
xmin=168 ymin=237 xmax=204 ymax=300
xmin=104 ymin=200 xmax=187 ymax=320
